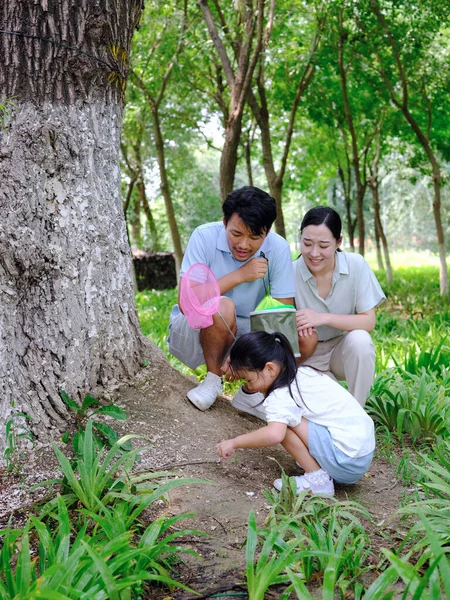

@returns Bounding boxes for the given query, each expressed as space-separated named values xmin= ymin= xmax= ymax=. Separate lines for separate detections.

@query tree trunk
xmin=368 ymin=134 xmax=393 ymax=282
xmin=133 ymin=141 xmax=159 ymax=250
xmin=198 ymin=0 xmax=264 ymax=201
xmin=247 ymin=90 xmax=286 ymax=237
xmin=152 ymin=108 xmax=183 ymax=276
xmin=220 ymin=111 xmax=244 ymax=200
xmin=338 ymin=164 xmax=355 ymax=251
xmin=402 ymin=109 xmax=448 ymax=295
xmin=338 ymin=11 xmax=366 ymax=255
xmin=373 ymin=217 xmax=384 ymax=271
xmin=0 ymin=0 xmax=146 ymax=444
xmin=369 ymin=0 xmax=448 ymax=296
xmin=130 ymin=198 xmax=142 ymax=249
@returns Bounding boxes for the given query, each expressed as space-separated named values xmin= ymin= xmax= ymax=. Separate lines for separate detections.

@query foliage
xmin=262 ymin=474 xmax=373 ymax=593
xmin=0 ymin=495 xmax=198 ymax=600
xmin=3 ymin=401 xmax=34 ymax=475
xmin=59 ymin=390 xmax=132 ymax=457
xmin=0 ymin=417 xmax=209 ymax=599
xmin=381 ymin=513 xmax=450 ymax=600
xmin=34 ymin=420 xmax=208 ymax=515
xmin=400 ymin=440 xmax=450 ymax=557
xmin=244 ymin=510 xmax=307 ymax=600
xmin=367 ymin=369 xmax=450 ymax=443
xmin=0 ymin=97 xmax=16 ymax=128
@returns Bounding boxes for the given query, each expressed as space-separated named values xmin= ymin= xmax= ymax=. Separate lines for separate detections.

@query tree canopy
xmin=122 ymin=0 xmax=450 ymax=294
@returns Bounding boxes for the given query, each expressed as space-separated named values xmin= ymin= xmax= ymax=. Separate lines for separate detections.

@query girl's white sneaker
xmin=273 ymin=469 xmax=335 ymax=496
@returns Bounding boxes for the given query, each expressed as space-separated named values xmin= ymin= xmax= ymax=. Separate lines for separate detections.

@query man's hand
xmin=238 ymin=257 xmax=268 ymax=283
xmin=217 ymin=439 xmax=236 ymax=459
xmin=221 ymin=356 xmax=239 ymax=382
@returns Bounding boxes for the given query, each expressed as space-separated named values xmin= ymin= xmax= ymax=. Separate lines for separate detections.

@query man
xmin=168 ymin=186 xmax=295 ymax=411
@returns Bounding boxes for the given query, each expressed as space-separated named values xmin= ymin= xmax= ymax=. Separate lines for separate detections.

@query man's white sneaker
xmin=273 ymin=469 xmax=335 ymax=496
xmin=231 ymin=386 xmax=266 ymax=419
xmin=187 ymin=372 xmax=223 ymax=411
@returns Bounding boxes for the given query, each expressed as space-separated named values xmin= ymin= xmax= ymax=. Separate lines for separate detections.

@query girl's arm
xmin=296 ymin=307 xmax=376 ymax=333
xmin=216 ymin=422 xmax=288 ymax=459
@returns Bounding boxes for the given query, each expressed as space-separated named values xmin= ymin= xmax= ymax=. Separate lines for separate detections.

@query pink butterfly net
xmin=180 ymin=263 xmax=221 ymax=329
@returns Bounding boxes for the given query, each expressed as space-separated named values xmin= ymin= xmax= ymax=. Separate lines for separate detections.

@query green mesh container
xmin=250 ymin=306 xmax=300 ymax=357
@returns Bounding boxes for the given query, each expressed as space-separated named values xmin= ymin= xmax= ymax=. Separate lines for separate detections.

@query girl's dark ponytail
xmin=229 ymin=331 xmax=299 ymax=399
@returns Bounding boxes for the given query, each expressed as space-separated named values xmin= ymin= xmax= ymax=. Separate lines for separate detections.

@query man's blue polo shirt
xmin=180 ymin=222 xmax=295 ymax=319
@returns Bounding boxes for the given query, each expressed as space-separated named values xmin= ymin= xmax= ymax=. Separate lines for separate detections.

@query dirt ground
xmin=0 ymin=344 xmax=405 ymax=599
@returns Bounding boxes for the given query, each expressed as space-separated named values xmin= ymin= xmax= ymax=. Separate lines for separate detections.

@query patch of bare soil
xmin=0 ymin=345 xmax=405 ymax=599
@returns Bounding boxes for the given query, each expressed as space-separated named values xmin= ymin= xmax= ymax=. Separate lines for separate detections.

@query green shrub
xmin=367 ymin=370 xmax=450 ymax=443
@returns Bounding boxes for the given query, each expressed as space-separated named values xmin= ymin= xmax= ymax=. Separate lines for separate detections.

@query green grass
xmin=103 ymin=257 xmax=450 ymax=597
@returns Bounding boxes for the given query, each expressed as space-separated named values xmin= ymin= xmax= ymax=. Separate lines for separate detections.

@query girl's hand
xmin=296 ymin=308 xmax=327 ymax=332
xmin=216 ymin=439 xmax=236 ymax=459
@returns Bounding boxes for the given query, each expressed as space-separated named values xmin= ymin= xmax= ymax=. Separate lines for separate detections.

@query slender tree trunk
xmin=199 ymin=0 xmax=264 ymax=201
xmin=247 ymin=90 xmax=286 ymax=237
xmin=370 ymin=0 xmax=448 ymax=296
xmin=373 ymin=217 xmax=385 ymax=271
xmin=220 ymin=112 xmax=244 ymax=199
xmin=130 ymin=198 xmax=142 ymax=249
xmin=402 ymin=109 xmax=448 ymax=295
xmin=338 ymin=164 xmax=355 ymax=251
xmin=0 ymin=0 xmax=146 ymax=444
xmin=244 ymin=137 xmax=254 ymax=186
xmin=338 ymin=11 xmax=366 ymax=255
xmin=153 ymin=108 xmax=183 ymax=275
xmin=132 ymin=142 xmax=158 ymax=250
xmin=368 ymin=133 xmax=393 ymax=282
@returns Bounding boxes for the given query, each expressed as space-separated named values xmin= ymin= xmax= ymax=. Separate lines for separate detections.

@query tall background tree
xmin=361 ymin=0 xmax=449 ymax=294
xmin=0 ymin=0 xmax=146 ymax=444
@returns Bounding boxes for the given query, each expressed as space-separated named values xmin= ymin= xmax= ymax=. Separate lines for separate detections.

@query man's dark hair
xmin=222 ymin=186 xmax=277 ymax=236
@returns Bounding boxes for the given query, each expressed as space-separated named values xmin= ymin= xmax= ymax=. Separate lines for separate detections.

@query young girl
xmin=217 ymin=331 xmax=375 ymax=496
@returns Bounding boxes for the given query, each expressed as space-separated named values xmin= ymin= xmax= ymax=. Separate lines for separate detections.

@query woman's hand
xmin=217 ymin=439 xmax=236 ymax=459
xmin=296 ymin=308 xmax=327 ymax=333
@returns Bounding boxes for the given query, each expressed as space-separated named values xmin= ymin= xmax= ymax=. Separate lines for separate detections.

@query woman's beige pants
xmin=303 ymin=330 xmax=375 ymax=407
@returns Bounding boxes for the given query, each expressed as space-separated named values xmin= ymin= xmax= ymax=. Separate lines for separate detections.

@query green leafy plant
xmin=244 ymin=510 xmax=315 ymax=600
xmin=0 ymin=495 xmax=198 ymax=599
xmin=35 ymin=420 xmax=209 ymax=515
xmin=262 ymin=473 xmax=373 ymax=593
xmin=3 ymin=401 xmax=34 ymax=475
xmin=399 ymin=338 xmax=449 ymax=377
xmin=59 ymin=390 xmax=132 ymax=455
xmin=367 ymin=370 xmax=449 ymax=443
xmin=381 ymin=512 xmax=450 ymax=600
xmin=399 ymin=442 xmax=450 ymax=559
xmin=0 ymin=97 xmax=16 ymax=129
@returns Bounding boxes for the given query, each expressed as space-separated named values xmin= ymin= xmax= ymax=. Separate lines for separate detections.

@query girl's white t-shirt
xmin=263 ymin=367 xmax=375 ymax=458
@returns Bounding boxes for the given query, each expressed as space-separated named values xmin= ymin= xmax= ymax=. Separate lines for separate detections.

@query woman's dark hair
xmin=223 ymin=186 xmax=277 ymax=237
xmin=300 ymin=206 xmax=342 ymax=243
xmin=229 ymin=331 xmax=299 ymax=399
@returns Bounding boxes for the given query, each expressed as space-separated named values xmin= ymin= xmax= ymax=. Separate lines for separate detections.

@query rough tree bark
xmin=0 ymin=0 xmax=146 ymax=444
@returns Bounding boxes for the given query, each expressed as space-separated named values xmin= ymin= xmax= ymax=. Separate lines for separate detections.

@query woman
xmin=294 ymin=206 xmax=385 ymax=406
